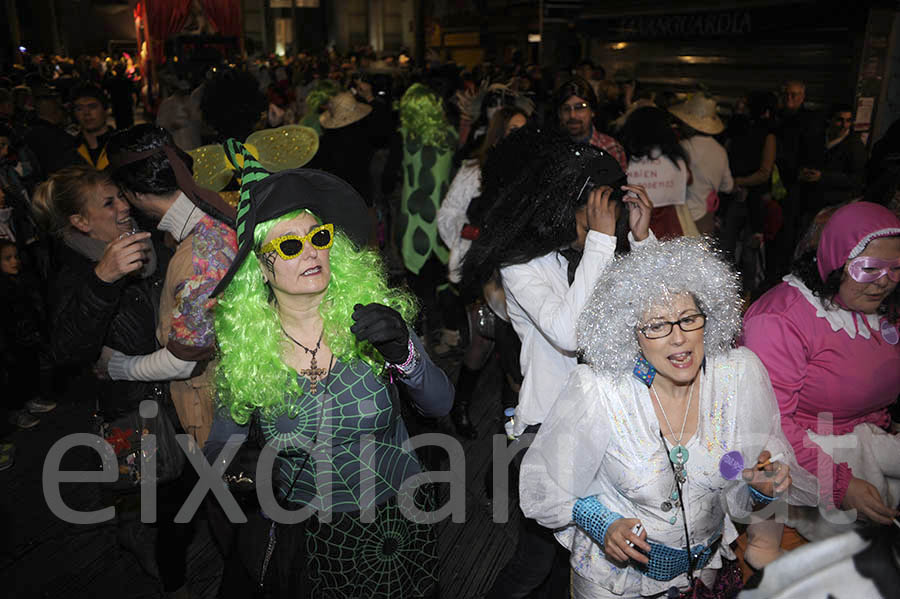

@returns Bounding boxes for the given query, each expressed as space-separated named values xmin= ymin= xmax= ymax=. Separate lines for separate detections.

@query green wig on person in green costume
xmin=399 ymin=83 xmax=457 ymax=151
xmin=212 ymin=139 xmax=417 ymax=424
xmin=398 ymin=83 xmax=456 ymax=275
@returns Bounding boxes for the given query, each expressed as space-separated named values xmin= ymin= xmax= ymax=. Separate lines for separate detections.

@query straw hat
xmin=319 ymin=91 xmax=373 ymax=129
xmin=668 ymin=94 xmax=724 ymax=135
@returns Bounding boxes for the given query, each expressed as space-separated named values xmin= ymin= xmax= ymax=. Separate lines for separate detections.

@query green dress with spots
xmin=300 ymin=113 xmax=324 ymax=137
xmin=400 ymin=134 xmax=453 ymax=275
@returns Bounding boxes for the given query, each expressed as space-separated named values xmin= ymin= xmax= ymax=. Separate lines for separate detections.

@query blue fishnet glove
xmin=573 ymin=496 xmax=623 ymax=548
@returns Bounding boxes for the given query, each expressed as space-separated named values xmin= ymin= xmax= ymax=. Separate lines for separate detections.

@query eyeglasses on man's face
xmin=639 ymin=313 xmax=707 ymax=339
xmin=559 ymin=102 xmax=590 ymax=115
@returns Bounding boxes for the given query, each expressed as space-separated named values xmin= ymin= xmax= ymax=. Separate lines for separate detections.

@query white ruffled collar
xmin=784 ymin=274 xmax=879 ymax=340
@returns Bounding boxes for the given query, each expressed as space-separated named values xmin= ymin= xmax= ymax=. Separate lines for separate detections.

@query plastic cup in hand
xmin=117 ymin=223 xmax=151 ymax=273
xmin=117 ymin=220 xmax=138 ymax=241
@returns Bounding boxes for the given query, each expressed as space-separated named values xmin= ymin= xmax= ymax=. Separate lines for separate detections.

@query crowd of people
xmin=1 ymin=44 xmax=899 ymax=599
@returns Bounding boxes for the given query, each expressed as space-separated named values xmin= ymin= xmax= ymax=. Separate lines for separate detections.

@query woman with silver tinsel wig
xmin=519 ymin=237 xmax=818 ymax=599
xmin=464 ymin=128 xmax=655 ymax=599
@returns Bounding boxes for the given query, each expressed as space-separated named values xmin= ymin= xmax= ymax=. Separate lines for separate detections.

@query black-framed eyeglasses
xmin=639 ymin=313 xmax=707 ymax=339
xmin=559 ymin=102 xmax=590 ymax=115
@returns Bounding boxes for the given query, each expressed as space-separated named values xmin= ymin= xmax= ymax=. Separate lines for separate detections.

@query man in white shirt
xmin=466 ymin=130 xmax=654 ymax=599
xmin=99 ymin=125 xmax=238 ymax=447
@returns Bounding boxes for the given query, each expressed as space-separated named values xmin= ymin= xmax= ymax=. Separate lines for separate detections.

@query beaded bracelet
xmin=395 ymin=338 xmax=416 ymax=369
xmin=573 ymin=496 xmax=623 ymax=548
xmin=749 ymin=485 xmax=776 ymax=505
xmin=387 ymin=338 xmax=419 ymax=380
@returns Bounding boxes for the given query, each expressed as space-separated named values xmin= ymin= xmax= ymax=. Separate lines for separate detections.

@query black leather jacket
xmin=48 ymin=241 xmax=163 ymax=418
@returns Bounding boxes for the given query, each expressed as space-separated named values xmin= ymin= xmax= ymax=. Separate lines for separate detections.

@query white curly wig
xmin=577 ymin=237 xmax=742 ymax=376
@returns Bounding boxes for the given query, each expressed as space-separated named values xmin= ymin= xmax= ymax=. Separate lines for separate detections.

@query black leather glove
xmin=350 ymin=303 xmax=410 ymax=363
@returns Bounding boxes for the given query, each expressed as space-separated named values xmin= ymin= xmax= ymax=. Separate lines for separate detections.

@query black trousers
xmin=114 ymin=463 xmax=197 ymax=592
xmin=485 ymin=424 xmax=570 ymax=599
xmin=494 ymin=319 xmax=522 ymax=411
xmin=157 ymin=467 xmax=197 ymax=592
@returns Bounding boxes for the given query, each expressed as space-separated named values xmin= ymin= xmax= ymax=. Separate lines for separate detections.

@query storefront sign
xmin=584 ymin=4 xmax=856 ymax=42
xmin=617 ymin=12 xmax=752 ymax=39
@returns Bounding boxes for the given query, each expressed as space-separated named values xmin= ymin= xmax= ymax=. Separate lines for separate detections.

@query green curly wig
xmin=300 ymin=80 xmax=341 ymax=133
xmin=302 ymin=81 xmax=340 ymax=118
xmin=214 ymin=210 xmax=418 ymax=424
xmin=399 ymin=83 xmax=457 ymax=151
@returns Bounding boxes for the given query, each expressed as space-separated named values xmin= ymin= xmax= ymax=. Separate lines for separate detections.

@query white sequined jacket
xmin=519 ymin=347 xmax=818 ymax=597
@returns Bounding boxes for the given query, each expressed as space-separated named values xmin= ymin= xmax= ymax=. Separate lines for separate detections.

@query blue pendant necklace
xmin=651 ymin=379 xmax=695 ymax=465
xmin=651 ymin=379 xmax=696 ymax=524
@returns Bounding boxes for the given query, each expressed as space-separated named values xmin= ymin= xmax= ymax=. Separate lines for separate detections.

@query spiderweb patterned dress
xmin=259 ymin=358 xmax=439 ymax=598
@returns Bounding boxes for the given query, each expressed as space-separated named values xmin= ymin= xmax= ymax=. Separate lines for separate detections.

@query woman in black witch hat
xmin=204 ymin=140 xmax=453 ymax=598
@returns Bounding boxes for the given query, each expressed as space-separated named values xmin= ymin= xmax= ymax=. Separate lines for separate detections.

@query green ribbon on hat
xmin=224 ymin=138 xmax=272 ymax=261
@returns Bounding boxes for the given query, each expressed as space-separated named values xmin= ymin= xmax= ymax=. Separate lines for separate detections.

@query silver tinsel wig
xmin=577 ymin=236 xmax=742 ymax=376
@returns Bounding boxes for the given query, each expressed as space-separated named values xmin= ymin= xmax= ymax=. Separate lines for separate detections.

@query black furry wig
xmin=461 ymin=125 xmax=626 ymax=289
xmin=466 ymin=120 xmax=542 ymax=229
